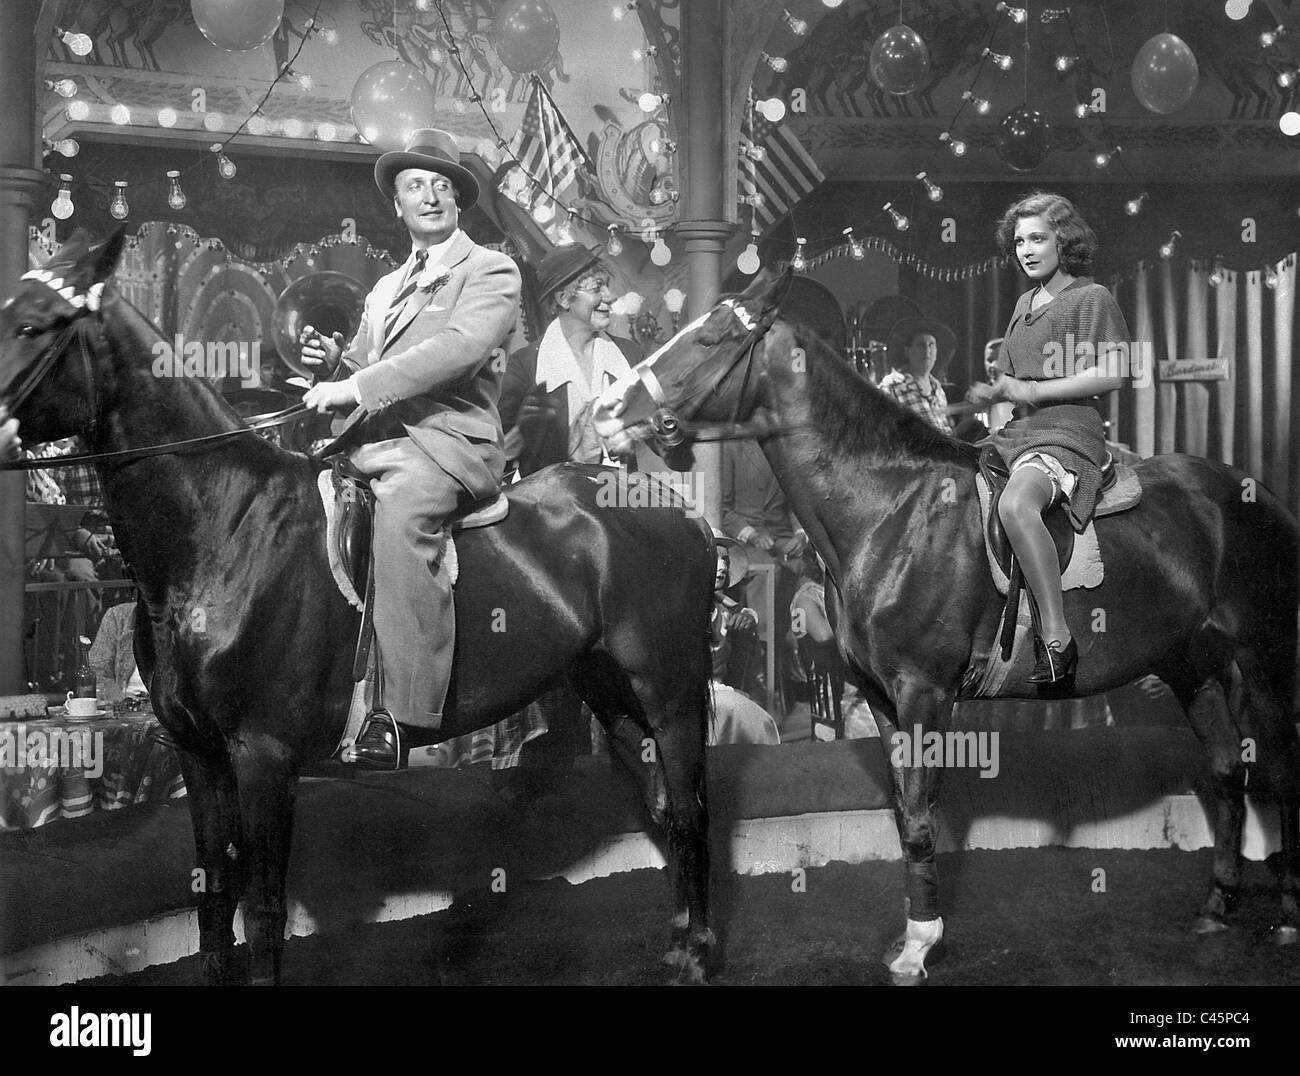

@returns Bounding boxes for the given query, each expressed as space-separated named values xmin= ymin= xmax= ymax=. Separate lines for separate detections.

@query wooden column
xmin=0 ymin=0 xmax=43 ymax=693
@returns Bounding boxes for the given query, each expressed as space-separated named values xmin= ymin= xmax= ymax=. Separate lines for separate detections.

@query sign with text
xmin=1158 ymin=358 xmax=1232 ymax=382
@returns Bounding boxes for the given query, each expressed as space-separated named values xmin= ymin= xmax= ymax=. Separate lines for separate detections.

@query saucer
xmin=50 ymin=705 xmax=109 ymax=721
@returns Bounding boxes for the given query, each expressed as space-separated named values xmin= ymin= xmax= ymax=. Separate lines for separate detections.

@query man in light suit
xmin=301 ymin=128 xmax=521 ymax=769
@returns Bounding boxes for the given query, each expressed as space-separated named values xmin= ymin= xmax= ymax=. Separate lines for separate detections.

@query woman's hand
xmin=0 ymin=406 xmax=20 ymax=463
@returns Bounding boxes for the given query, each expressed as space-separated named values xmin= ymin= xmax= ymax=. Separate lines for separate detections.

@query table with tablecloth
xmin=0 ymin=706 xmax=186 ymax=831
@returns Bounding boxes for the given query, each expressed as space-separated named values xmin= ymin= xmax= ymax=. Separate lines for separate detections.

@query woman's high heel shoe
xmin=1026 ymin=635 xmax=1077 ymax=684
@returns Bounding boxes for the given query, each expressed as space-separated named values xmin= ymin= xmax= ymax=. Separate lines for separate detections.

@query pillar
xmin=678 ymin=0 xmax=735 ymax=527
xmin=0 ymin=0 xmax=43 ymax=692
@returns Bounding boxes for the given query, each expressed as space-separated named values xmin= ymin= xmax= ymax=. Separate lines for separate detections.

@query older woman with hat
xmin=299 ymin=128 xmax=521 ymax=769
xmin=879 ymin=316 xmax=958 ymax=434
xmin=499 ymin=244 xmax=641 ymax=477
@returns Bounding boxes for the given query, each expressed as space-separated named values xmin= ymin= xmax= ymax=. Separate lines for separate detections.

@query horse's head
xmin=593 ymin=268 xmax=791 ymax=462
xmin=0 ymin=227 xmax=126 ymax=444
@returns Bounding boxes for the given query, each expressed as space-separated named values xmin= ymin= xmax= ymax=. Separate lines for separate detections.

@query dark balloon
xmin=1131 ymin=32 xmax=1199 ymax=114
xmin=869 ymin=24 xmax=930 ymax=95
xmin=995 ymin=106 xmax=1050 ymax=171
xmin=491 ymin=0 xmax=562 ymax=75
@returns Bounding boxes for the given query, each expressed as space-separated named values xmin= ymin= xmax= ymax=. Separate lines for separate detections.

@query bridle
xmin=0 ymin=284 xmax=312 ymax=472
xmin=633 ymin=292 xmax=814 ymax=448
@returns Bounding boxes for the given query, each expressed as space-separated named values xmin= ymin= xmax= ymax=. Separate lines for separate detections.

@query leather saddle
xmin=326 ymin=454 xmax=509 ymax=680
xmin=978 ymin=445 xmax=1094 ymax=579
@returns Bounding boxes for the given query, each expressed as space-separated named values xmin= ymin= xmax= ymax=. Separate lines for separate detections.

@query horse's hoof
xmin=1270 ymin=924 xmax=1300 ymax=946
xmin=882 ymin=917 xmax=944 ymax=981
xmin=1191 ymin=915 xmax=1231 ymax=935
xmin=888 ymin=970 xmax=929 ymax=987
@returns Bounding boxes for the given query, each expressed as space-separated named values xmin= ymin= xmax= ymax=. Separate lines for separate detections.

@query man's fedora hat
xmin=536 ymin=244 xmax=604 ymax=302
xmin=886 ymin=316 xmax=957 ymax=374
xmin=374 ymin=128 xmax=480 ymax=210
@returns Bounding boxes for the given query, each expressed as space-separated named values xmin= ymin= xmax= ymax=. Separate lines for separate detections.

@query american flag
xmin=739 ymin=96 xmax=825 ymax=233
xmin=504 ymin=76 xmax=593 ymax=202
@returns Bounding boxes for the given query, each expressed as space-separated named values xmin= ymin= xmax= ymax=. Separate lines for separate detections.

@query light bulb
xmin=58 ymin=28 xmax=93 ymax=56
xmin=781 ymin=9 xmax=808 ymax=35
xmin=1159 ymin=231 xmax=1180 ymax=259
xmin=737 ymin=241 xmax=761 ymax=275
xmin=983 ymin=49 xmax=1013 ymax=71
xmin=1093 ymin=150 xmax=1112 ymax=168
xmin=1125 ymin=193 xmax=1148 ymax=216
xmin=917 ymin=171 xmax=943 ymax=202
xmin=110 ymin=181 xmax=129 ymax=221
xmin=532 ymin=199 xmax=555 ymax=224
xmin=1280 ymin=111 xmax=1300 ymax=136
xmin=166 ymin=170 xmax=187 ymax=210
xmin=638 ymin=92 xmax=664 ymax=113
xmin=158 ymin=107 xmax=178 ymax=127
xmin=762 ymin=52 xmax=788 ymax=73
xmin=282 ymin=118 xmax=305 ymax=138
xmin=248 ymin=114 xmax=270 ymax=135
xmin=949 ymin=138 xmax=967 ymax=156
xmin=202 ymin=111 xmax=225 ymax=131
xmin=996 ymin=3 xmax=1027 ymax=23
xmin=649 ymin=186 xmax=668 ymax=205
xmin=745 ymin=192 xmax=766 ymax=210
xmin=962 ymin=91 xmax=990 ymax=115
xmin=791 ymin=237 xmax=807 ymax=272
xmin=1264 ymin=265 xmax=1280 ymax=288
xmin=843 ymin=228 xmax=864 ymax=260
xmin=1055 ymin=55 xmax=1077 ymax=72
xmin=52 ymin=138 xmax=79 ymax=157
xmin=322 ymin=28 xmax=338 ymax=45
xmin=663 ymin=288 xmax=686 ymax=314
xmin=650 ymin=236 xmax=671 ymax=266
xmin=47 ymin=79 xmax=77 ymax=98
xmin=883 ymin=202 xmax=909 ymax=231
xmin=110 ymin=103 xmax=131 ymax=125
xmin=317 ymin=122 xmax=337 ymax=141
xmin=606 ymin=226 xmax=624 ymax=257
xmin=1208 ymin=260 xmax=1225 ymax=287
xmin=821 ymin=0 xmax=844 ymax=7
xmin=67 ymin=99 xmax=90 ymax=121
xmin=1224 ymin=0 xmax=1251 ymax=19
xmin=1279 ymin=70 xmax=1298 ymax=89
xmin=51 ymin=175 xmax=74 ymax=220
xmin=1075 ymin=101 xmax=1091 ymax=119
xmin=758 ymin=97 xmax=787 ymax=122
xmin=216 ymin=151 xmax=237 ymax=180
xmin=745 ymin=144 xmax=767 ymax=162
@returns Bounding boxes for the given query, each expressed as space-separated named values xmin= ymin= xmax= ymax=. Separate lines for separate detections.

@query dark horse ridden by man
xmin=595 ymin=270 xmax=1300 ymax=982
xmin=0 ymin=231 xmax=717 ymax=984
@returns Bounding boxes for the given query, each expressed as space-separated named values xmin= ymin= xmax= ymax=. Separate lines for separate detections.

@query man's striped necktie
xmin=383 ymin=248 xmax=428 ymax=342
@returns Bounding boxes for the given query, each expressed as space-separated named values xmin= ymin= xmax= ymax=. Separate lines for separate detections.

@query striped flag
xmin=739 ymin=96 xmax=825 ymax=233
xmin=503 ymin=75 xmax=593 ymax=203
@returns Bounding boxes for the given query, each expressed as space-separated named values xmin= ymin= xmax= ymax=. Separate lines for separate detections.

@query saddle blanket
xmin=316 ymin=470 xmax=459 ymax=612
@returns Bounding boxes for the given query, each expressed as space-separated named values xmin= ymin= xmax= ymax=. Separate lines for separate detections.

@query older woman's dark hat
xmin=886 ymin=316 xmax=957 ymax=375
xmin=374 ymin=128 xmax=480 ymax=210
xmin=536 ymin=244 xmax=604 ymax=302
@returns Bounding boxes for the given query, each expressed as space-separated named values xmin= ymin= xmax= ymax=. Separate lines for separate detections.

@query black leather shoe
xmin=1026 ymin=636 xmax=1078 ymax=684
xmin=349 ymin=709 xmax=407 ymax=770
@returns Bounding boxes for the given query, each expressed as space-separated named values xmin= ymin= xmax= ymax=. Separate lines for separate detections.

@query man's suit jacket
xmin=337 ymin=231 xmax=521 ymax=500
xmin=498 ymin=332 xmax=641 ymax=477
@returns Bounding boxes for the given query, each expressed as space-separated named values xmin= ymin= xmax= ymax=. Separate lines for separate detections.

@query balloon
xmin=350 ymin=61 xmax=437 ymax=152
xmin=995 ymin=107 xmax=1050 ymax=171
xmin=1131 ymin=32 xmax=1199 ymax=114
xmin=491 ymin=0 xmax=561 ymax=75
xmin=192 ymin=0 xmax=285 ymax=52
xmin=869 ymin=24 xmax=930 ymax=95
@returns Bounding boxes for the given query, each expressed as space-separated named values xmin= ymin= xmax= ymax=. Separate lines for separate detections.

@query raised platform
xmin=0 ymin=729 xmax=1284 ymax=985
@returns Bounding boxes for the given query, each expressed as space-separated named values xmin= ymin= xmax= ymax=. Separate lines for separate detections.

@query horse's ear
xmin=738 ymin=266 xmax=793 ymax=315
xmin=88 ymin=227 xmax=127 ymax=284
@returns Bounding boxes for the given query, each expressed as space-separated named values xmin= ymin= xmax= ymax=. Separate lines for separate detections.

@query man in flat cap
xmin=499 ymin=243 xmax=640 ymax=478
xmin=301 ymin=128 xmax=521 ymax=769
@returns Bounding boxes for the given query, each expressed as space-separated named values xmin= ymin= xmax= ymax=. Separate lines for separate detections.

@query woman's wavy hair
xmin=996 ymin=191 xmax=1097 ymax=277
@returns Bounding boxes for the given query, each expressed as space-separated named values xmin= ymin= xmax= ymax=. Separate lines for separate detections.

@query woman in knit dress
xmin=969 ymin=192 xmax=1130 ymax=684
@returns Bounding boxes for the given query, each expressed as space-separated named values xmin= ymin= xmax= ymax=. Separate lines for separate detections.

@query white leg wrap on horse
xmin=886 ymin=916 xmax=944 ymax=979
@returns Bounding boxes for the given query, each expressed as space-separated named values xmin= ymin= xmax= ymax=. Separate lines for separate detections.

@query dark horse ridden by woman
xmin=595 ymin=270 xmax=1300 ymax=982
xmin=0 ymin=231 xmax=716 ymax=984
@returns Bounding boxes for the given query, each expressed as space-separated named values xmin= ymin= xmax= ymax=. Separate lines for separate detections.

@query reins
xmin=0 ymin=287 xmax=316 ymax=472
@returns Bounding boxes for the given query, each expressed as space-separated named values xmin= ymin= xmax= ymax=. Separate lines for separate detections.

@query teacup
xmin=65 ymin=693 xmax=99 ymax=717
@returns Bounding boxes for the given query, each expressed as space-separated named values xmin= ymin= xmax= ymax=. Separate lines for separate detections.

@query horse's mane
xmin=789 ymin=322 xmax=976 ymax=467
